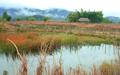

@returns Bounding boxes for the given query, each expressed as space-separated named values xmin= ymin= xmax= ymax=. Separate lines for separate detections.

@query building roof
xmin=78 ymin=18 xmax=90 ymax=22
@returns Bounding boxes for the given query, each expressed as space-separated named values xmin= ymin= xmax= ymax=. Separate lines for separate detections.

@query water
xmin=0 ymin=44 xmax=119 ymax=75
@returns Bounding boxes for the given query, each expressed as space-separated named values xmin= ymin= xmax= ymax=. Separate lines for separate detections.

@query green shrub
xmin=16 ymin=17 xmax=21 ymax=21
xmin=29 ymin=17 xmax=36 ymax=21
xmin=0 ymin=23 xmax=4 ymax=27
xmin=15 ymin=27 xmax=20 ymax=31
xmin=0 ymin=23 xmax=4 ymax=32
xmin=0 ymin=17 xmax=6 ymax=21
xmin=29 ymin=25 xmax=37 ymax=29
xmin=44 ymin=16 xmax=52 ymax=22
xmin=115 ymin=38 xmax=120 ymax=41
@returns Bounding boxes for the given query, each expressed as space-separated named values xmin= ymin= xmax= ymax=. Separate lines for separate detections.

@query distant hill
xmin=12 ymin=15 xmax=45 ymax=21
xmin=106 ymin=16 xmax=120 ymax=24
xmin=0 ymin=7 xmax=73 ymax=20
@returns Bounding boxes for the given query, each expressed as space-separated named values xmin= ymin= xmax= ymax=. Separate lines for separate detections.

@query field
xmin=1 ymin=21 xmax=120 ymax=75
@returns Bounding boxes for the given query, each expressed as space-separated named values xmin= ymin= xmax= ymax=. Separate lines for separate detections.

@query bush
xmin=29 ymin=25 xmax=37 ymax=29
xmin=29 ymin=17 xmax=36 ymax=21
xmin=16 ymin=17 xmax=21 ymax=21
xmin=0 ymin=17 xmax=7 ymax=21
xmin=44 ymin=16 xmax=52 ymax=22
xmin=0 ymin=23 xmax=4 ymax=27
xmin=15 ymin=27 xmax=20 ymax=31
xmin=115 ymin=38 xmax=120 ymax=41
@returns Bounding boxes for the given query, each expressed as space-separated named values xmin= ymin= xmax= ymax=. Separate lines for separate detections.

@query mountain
xmin=0 ymin=7 xmax=73 ymax=20
xmin=106 ymin=16 xmax=120 ymax=24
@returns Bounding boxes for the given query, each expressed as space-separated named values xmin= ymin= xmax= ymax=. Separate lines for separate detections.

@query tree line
xmin=66 ymin=9 xmax=116 ymax=24
xmin=0 ymin=11 xmax=118 ymax=24
xmin=66 ymin=9 xmax=103 ymax=23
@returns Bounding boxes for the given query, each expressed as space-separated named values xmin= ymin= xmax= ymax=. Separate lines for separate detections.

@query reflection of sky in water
xmin=0 ymin=44 xmax=119 ymax=75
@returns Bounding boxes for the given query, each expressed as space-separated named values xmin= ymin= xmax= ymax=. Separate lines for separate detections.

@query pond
xmin=0 ymin=44 xmax=119 ymax=75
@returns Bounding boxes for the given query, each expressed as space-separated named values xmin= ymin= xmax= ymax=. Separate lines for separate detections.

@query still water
xmin=0 ymin=44 xmax=119 ymax=75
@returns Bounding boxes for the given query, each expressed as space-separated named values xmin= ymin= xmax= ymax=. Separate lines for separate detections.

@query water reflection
xmin=0 ymin=44 xmax=120 ymax=75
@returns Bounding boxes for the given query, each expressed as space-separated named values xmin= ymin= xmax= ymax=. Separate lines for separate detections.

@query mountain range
xmin=0 ymin=7 xmax=120 ymax=23
xmin=0 ymin=7 xmax=73 ymax=20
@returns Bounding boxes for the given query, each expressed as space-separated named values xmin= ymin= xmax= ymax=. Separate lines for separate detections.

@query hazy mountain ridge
xmin=0 ymin=7 xmax=73 ymax=20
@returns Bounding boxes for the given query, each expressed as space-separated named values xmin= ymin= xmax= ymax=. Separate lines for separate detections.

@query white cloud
xmin=0 ymin=0 xmax=120 ymax=17
xmin=0 ymin=0 xmax=119 ymax=11
xmin=14 ymin=9 xmax=37 ymax=16
xmin=1 ymin=1 xmax=31 ymax=9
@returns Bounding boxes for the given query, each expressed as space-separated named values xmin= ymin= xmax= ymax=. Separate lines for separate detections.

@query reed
xmin=0 ymin=32 xmax=116 ymax=52
xmin=3 ymin=38 xmax=120 ymax=75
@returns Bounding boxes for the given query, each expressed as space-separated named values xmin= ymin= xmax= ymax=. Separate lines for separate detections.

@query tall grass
xmin=0 ymin=31 xmax=116 ymax=52
xmin=7 ymin=38 xmax=120 ymax=75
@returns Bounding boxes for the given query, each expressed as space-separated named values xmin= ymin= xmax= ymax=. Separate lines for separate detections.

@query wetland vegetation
xmin=1 ymin=21 xmax=120 ymax=75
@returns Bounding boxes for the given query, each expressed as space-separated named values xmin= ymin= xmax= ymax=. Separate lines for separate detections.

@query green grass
xmin=0 ymin=31 xmax=117 ymax=52
xmin=41 ymin=33 xmax=113 ymax=45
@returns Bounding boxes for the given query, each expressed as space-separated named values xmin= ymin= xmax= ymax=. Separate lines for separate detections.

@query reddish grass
xmin=1 ymin=21 xmax=120 ymax=30
xmin=0 ymin=33 xmax=29 ymax=45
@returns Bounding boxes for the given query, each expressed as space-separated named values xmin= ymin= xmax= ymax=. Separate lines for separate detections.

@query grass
xmin=0 ymin=31 xmax=116 ymax=52
xmin=99 ymin=60 xmax=120 ymax=75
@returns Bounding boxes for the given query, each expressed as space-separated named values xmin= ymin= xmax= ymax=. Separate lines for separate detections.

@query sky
xmin=0 ymin=0 xmax=120 ymax=17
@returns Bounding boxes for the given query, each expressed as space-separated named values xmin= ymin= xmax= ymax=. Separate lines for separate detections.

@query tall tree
xmin=26 ymin=16 xmax=29 ymax=21
xmin=3 ymin=11 xmax=7 ymax=19
xmin=7 ymin=15 xmax=11 ymax=21
xmin=2 ymin=11 xmax=12 ymax=21
xmin=66 ymin=9 xmax=103 ymax=23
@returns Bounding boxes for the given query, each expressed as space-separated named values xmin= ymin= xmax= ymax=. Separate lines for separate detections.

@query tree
xmin=3 ymin=11 xmax=7 ymax=19
xmin=66 ymin=9 xmax=103 ymax=23
xmin=2 ymin=11 xmax=12 ymax=21
xmin=102 ymin=18 xmax=110 ymax=23
xmin=7 ymin=15 xmax=11 ymax=21
xmin=16 ymin=17 xmax=21 ymax=21
xmin=29 ymin=17 xmax=35 ymax=21
xmin=109 ymin=20 xmax=115 ymax=24
xmin=44 ymin=16 xmax=51 ymax=22
xmin=102 ymin=18 xmax=115 ymax=24
xmin=26 ymin=16 xmax=29 ymax=21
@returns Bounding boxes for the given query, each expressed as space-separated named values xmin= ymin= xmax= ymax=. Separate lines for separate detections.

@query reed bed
xmin=6 ymin=39 xmax=120 ymax=75
xmin=0 ymin=31 xmax=115 ymax=53
xmin=0 ymin=32 xmax=60 ymax=52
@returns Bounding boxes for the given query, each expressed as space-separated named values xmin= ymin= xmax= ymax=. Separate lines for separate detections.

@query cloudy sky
xmin=0 ymin=0 xmax=120 ymax=17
